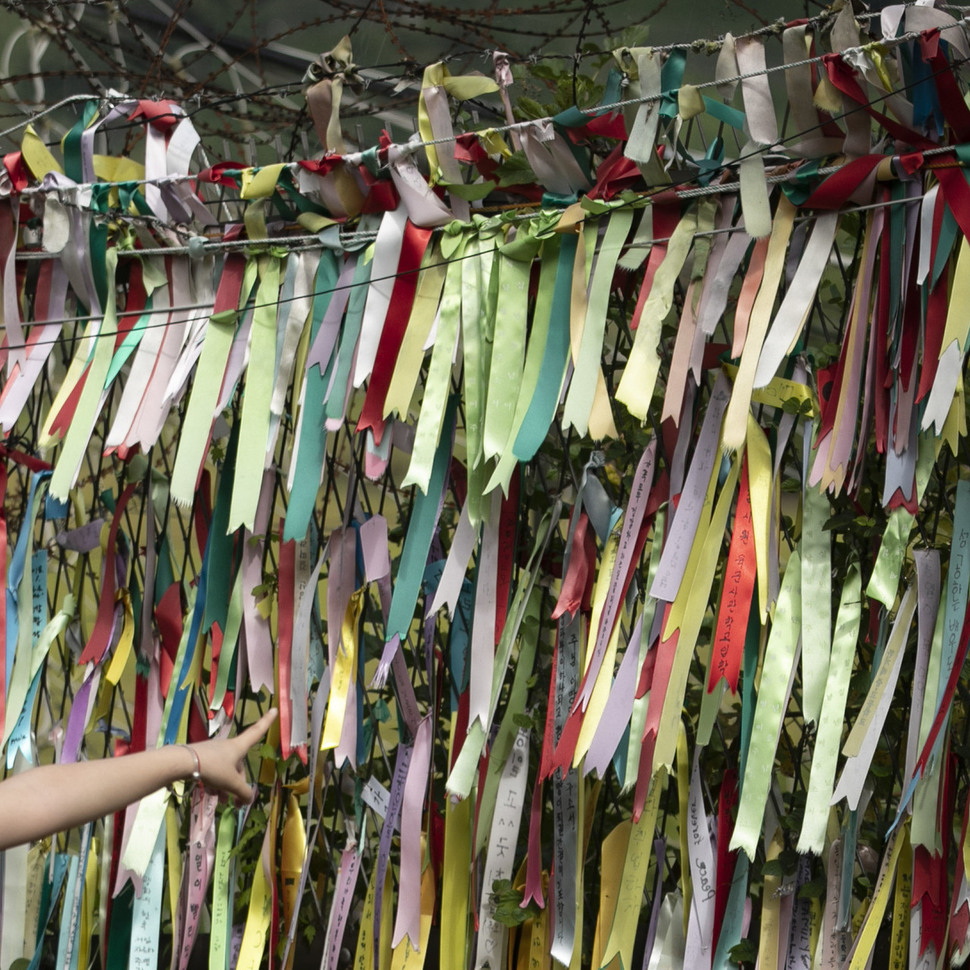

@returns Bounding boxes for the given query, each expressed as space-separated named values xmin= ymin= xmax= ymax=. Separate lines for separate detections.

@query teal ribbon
xmin=203 ymin=419 xmax=240 ymax=633
xmin=738 ymin=590 xmax=761 ymax=783
xmin=931 ymin=204 xmax=959 ymax=289
xmin=62 ymin=99 xmax=98 ymax=183
xmin=105 ymin=295 xmax=153 ymax=385
xmin=889 ymin=181 xmax=907 ymax=328
xmin=162 ymin=572 xmax=208 ymax=744
xmin=385 ymin=395 xmax=457 ymax=642
xmin=27 ymin=853 xmax=71 ymax=970
xmin=324 ymin=253 xmax=372 ymax=423
xmin=285 ymin=251 xmax=341 ymax=541
xmin=711 ymin=855 xmax=750 ymax=970
xmin=696 ymin=136 xmax=725 ymax=186
xmin=359 ymin=146 xmax=381 ymax=178
xmin=703 ymin=96 xmax=745 ymax=129
xmin=512 ymin=232 xmax=575 ymax=462
xmin=105 ymin=885 xmax=135 ymax=970
xmin=118 ymin=181 xmax=153 ymax=216
xmin=659 ymin=49 xmax=687 ymax=119
xmin=6 ymin=471 xmax=50 ymax=686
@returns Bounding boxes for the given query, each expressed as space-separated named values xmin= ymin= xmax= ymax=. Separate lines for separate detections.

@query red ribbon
xmin=707 ymin=458 xmax=756 ymax=694
xmin=358 ymin=166 xmax=400 ymax=214
xmin=521 ymin=776 xmax=546 ymax=907
xmin=630 ymin=204 xmax=682 ymax=331
xmin=550 ymin=513 xmax=594 ymax=620
xmin=213 ymin=252 xmax=248 ymax=317
xmin=0 ymin=444 xmax=51 ymax=473
xmin=77 ymin=482 xmax=139 ymax=666
xmin=196 ymin=162 xmax=245 ymax=188
xmin=712 ymin=768 xmax=738 ymax=950
xmin=588 ymin=144 xmax=641 ymax=200
xmin=298 ymin=156 xmax=345 ymax=178
xmin=115 ymin=258 xmax=148 ymax=347
xmin=803 ymin=154 xmax=886 ymax=211
xmin=356 ymin=220 xmax=433 ymax=443
xmin=873 ymin=202 xmax=892 ymax=455
xmin=2 ymin=152 xmax=30 ymax=193
xmin=128 ymin=100 xmax=182 ymax=134
xmin=46 ymin=368 xmax=89 ymax=441
xmin=926 ymin=43 xmax=970 ymax=141
xmin=823 ymin=54 xmax=932 ymax=151
xmin=913 ymin=845 xmax=946 ymax=957
xmin=494 ymin=469 xmax=519 ymax=640
xmin=537 ymin=626 xmax=560 ymax=783
xmin=454 ymin=134 xmax=500 ymax=182
xmin=156 ymin=582 xmax=184 ymax=697
xmin=633 ymin=603 xmax=677 ymax=820
xmin=917 ymin=222 xmax=949 ymax=403
xmin=276 ymin=529 xmax=296 ymax=761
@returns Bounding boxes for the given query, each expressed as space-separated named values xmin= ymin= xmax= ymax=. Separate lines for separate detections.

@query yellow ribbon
xmin=237 ymin=788 xmax=280 ymax=970
xmin=322 ymin=588 xmax=364 ymax=750
xmin=721 ymin=195 xmax=796 ymax=452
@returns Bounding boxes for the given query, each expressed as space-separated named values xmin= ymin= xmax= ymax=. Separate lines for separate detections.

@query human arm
xmin=0 ymin=707 xmax=278 ymax=852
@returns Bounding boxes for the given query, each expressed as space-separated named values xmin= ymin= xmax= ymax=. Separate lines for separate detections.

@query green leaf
xmin=496 ymin=152 xmax=538 ymax=187
xmin=761 ymin=858 xmax=784 ymax=878
xmin=515 ymin=97 xmax=548 ymax=121
xmin=798 ymin=875 xmax=827 ymax=899
xmin=729 ymin=939 xmax=758 ymax=964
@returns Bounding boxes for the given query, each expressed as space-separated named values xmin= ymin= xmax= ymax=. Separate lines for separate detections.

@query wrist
xmin=178 ymin=744 xmax=202 ymax=784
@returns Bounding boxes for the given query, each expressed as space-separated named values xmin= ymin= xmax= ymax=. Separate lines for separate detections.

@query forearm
xmin=0 ymin=745 xmax=199 ymax=851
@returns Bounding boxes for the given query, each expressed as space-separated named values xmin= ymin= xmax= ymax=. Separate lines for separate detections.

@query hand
xmin=188 ymin=707 xmax=278 ymax=802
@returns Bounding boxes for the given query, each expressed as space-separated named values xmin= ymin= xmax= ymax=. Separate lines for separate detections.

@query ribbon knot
xmin=304 ymin=36 xmax=359 ymax=155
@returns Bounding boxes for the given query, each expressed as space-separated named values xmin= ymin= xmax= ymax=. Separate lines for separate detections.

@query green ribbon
xmin=865 ymin=508 xmax=914 ymax=608
xmin=800 ymin=481 xmax=832 ymax=725
xmin=562 ymin=208 xmax=633 ymax=436
xmin=464 ymin=220 xmax=505 ymax=523
xmin=402 ymin=230 xmax=468 ymax=494
xmin=228 ymin=255 xmax=282 ymax=531
xmin=711 ymin=855 xmax=750 ymax=970
xmin=62 ymin=99 xmax=98 ymax=183
xmin=731 ymin=552 xmax=802 ymax=859
xmin=473 ymin=588 xmax=540 ymax=855
xmin=485 ymin=231 xmax=561 ymax=495
xmin=447 ymin=502 xmax=559 ymax=798
xmin=796 ymin=564 xmax=861 ymax=855
xmin=49 ymin=247 xmax=119 ymax=501
xmin=461 ymin=232 xmax=486 ymax=469
xmin=171 ymin=259 xmax=257 ymax=508
xmin=209 ymin=808 xmax=238 ymax=970
xmin=482 ymin=247 xmax=532 ymax=462
xmin=888 ymin=181 xmax=907 ymax=328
